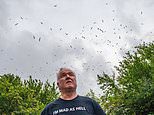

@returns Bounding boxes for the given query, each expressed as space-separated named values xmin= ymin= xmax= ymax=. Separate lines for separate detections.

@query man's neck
xmin=60 ymin=91 xmax=78 ymax=100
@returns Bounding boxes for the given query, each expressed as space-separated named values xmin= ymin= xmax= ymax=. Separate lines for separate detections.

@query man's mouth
xmin=66 ymin=81 xmax=72 ymax=84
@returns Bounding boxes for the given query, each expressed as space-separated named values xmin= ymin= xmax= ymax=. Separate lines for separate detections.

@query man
xmin=41 ymin=67 xmax=106 ymax=115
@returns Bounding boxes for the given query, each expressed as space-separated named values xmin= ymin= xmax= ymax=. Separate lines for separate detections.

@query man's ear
xmin=57 ymin=81 xmax=61 ymax=91
xmin=57 ymin=82 xmax=59 ymax=87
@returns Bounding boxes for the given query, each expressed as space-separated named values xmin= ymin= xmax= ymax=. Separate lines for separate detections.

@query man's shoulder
xmin=78 ymin=96 xmax=106 ymax=115
xmin=78 ymin=95 xmax=101 ymax=106
xmin=77 ymin=95 xmax=94 ymax=102
xmin=41 ymin=98 xmax=60 ymax=114
xmin=44 ymin=98 xmax=60 ymax=109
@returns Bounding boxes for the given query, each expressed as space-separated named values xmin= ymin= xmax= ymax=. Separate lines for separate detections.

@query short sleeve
xmin=41 ymin=107 xmax=47 ymax=115
xmin=92 ymin=99 xmax=106 ymax=115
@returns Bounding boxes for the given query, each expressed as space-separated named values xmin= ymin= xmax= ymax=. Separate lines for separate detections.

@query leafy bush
xmin=0 ymin=74 xmax=59 ymax=114
xmin=97 ymin=42 xmax=154 ymax=114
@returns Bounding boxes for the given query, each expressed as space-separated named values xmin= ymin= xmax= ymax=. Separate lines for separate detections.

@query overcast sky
xmin=0 ymin=0 xmax=154 ymax=95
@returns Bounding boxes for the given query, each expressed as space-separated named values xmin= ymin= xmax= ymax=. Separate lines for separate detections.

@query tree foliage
xmin=97 ymin=42 xmax=154 ymax=114
xmin=0 ymin=74 xmax=59 ymax=114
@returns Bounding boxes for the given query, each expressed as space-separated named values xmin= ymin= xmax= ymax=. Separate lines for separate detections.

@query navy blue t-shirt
xmin=41 ymin=95 xmax=106 ymax=115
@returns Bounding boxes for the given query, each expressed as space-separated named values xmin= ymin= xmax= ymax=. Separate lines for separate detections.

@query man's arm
xmin=92 ymin=99 xmax=106 ymax=115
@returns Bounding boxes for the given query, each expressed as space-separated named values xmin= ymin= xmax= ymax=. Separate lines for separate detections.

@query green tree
xmin=97 ymin=42 xmax=154 ymax=114
xmin=0 ymin=74 xmax=59 ymax=114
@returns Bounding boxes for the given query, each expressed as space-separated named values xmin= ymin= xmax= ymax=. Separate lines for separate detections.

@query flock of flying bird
xmin=0 ymin=2 xmax=149 ymax=79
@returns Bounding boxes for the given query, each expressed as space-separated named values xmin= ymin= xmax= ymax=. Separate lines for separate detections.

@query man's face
xmin=57 ymin=68 xmax=77 ymax=92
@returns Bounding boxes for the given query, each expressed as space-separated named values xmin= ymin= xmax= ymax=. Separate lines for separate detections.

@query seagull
xmin=54 ymin=5 xmax=57 ymax=7
xmin=33 ymin=35 xmax=35 ymax=39
xmin=15 ymin=23 xmax=18 ymax=26
xmin=39 ymin=37 xmax=41 ymax=42
xmin=99 ymin=29 xmax=104 ymax=33
xmin=65 ymin=33 xmax=68 ymax=35
xmin=70 ymin=45 xmax=72 ymax=48
xmin=82 ymin=36 xmax=86 ymax=39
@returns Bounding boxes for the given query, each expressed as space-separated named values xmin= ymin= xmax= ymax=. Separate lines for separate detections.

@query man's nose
xmin=66 ymin=74 xmax=71 ymax=77
xmin=65 ymin=74 xmax=71 ymax=79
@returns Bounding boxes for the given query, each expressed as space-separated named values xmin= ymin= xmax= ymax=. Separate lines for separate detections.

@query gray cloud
xmin=0 ymin=0 xmax=9 ymax=31
xmin=0 ymin=0 xmax=154 ymax=95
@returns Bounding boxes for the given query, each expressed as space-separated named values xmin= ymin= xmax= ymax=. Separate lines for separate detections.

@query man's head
xmin=57 ymin=68 xmax=77 ymax=93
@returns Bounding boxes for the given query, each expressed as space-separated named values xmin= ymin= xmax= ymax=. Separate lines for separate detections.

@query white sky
xmin=0 ymin=0 xmax=154 ymax=95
